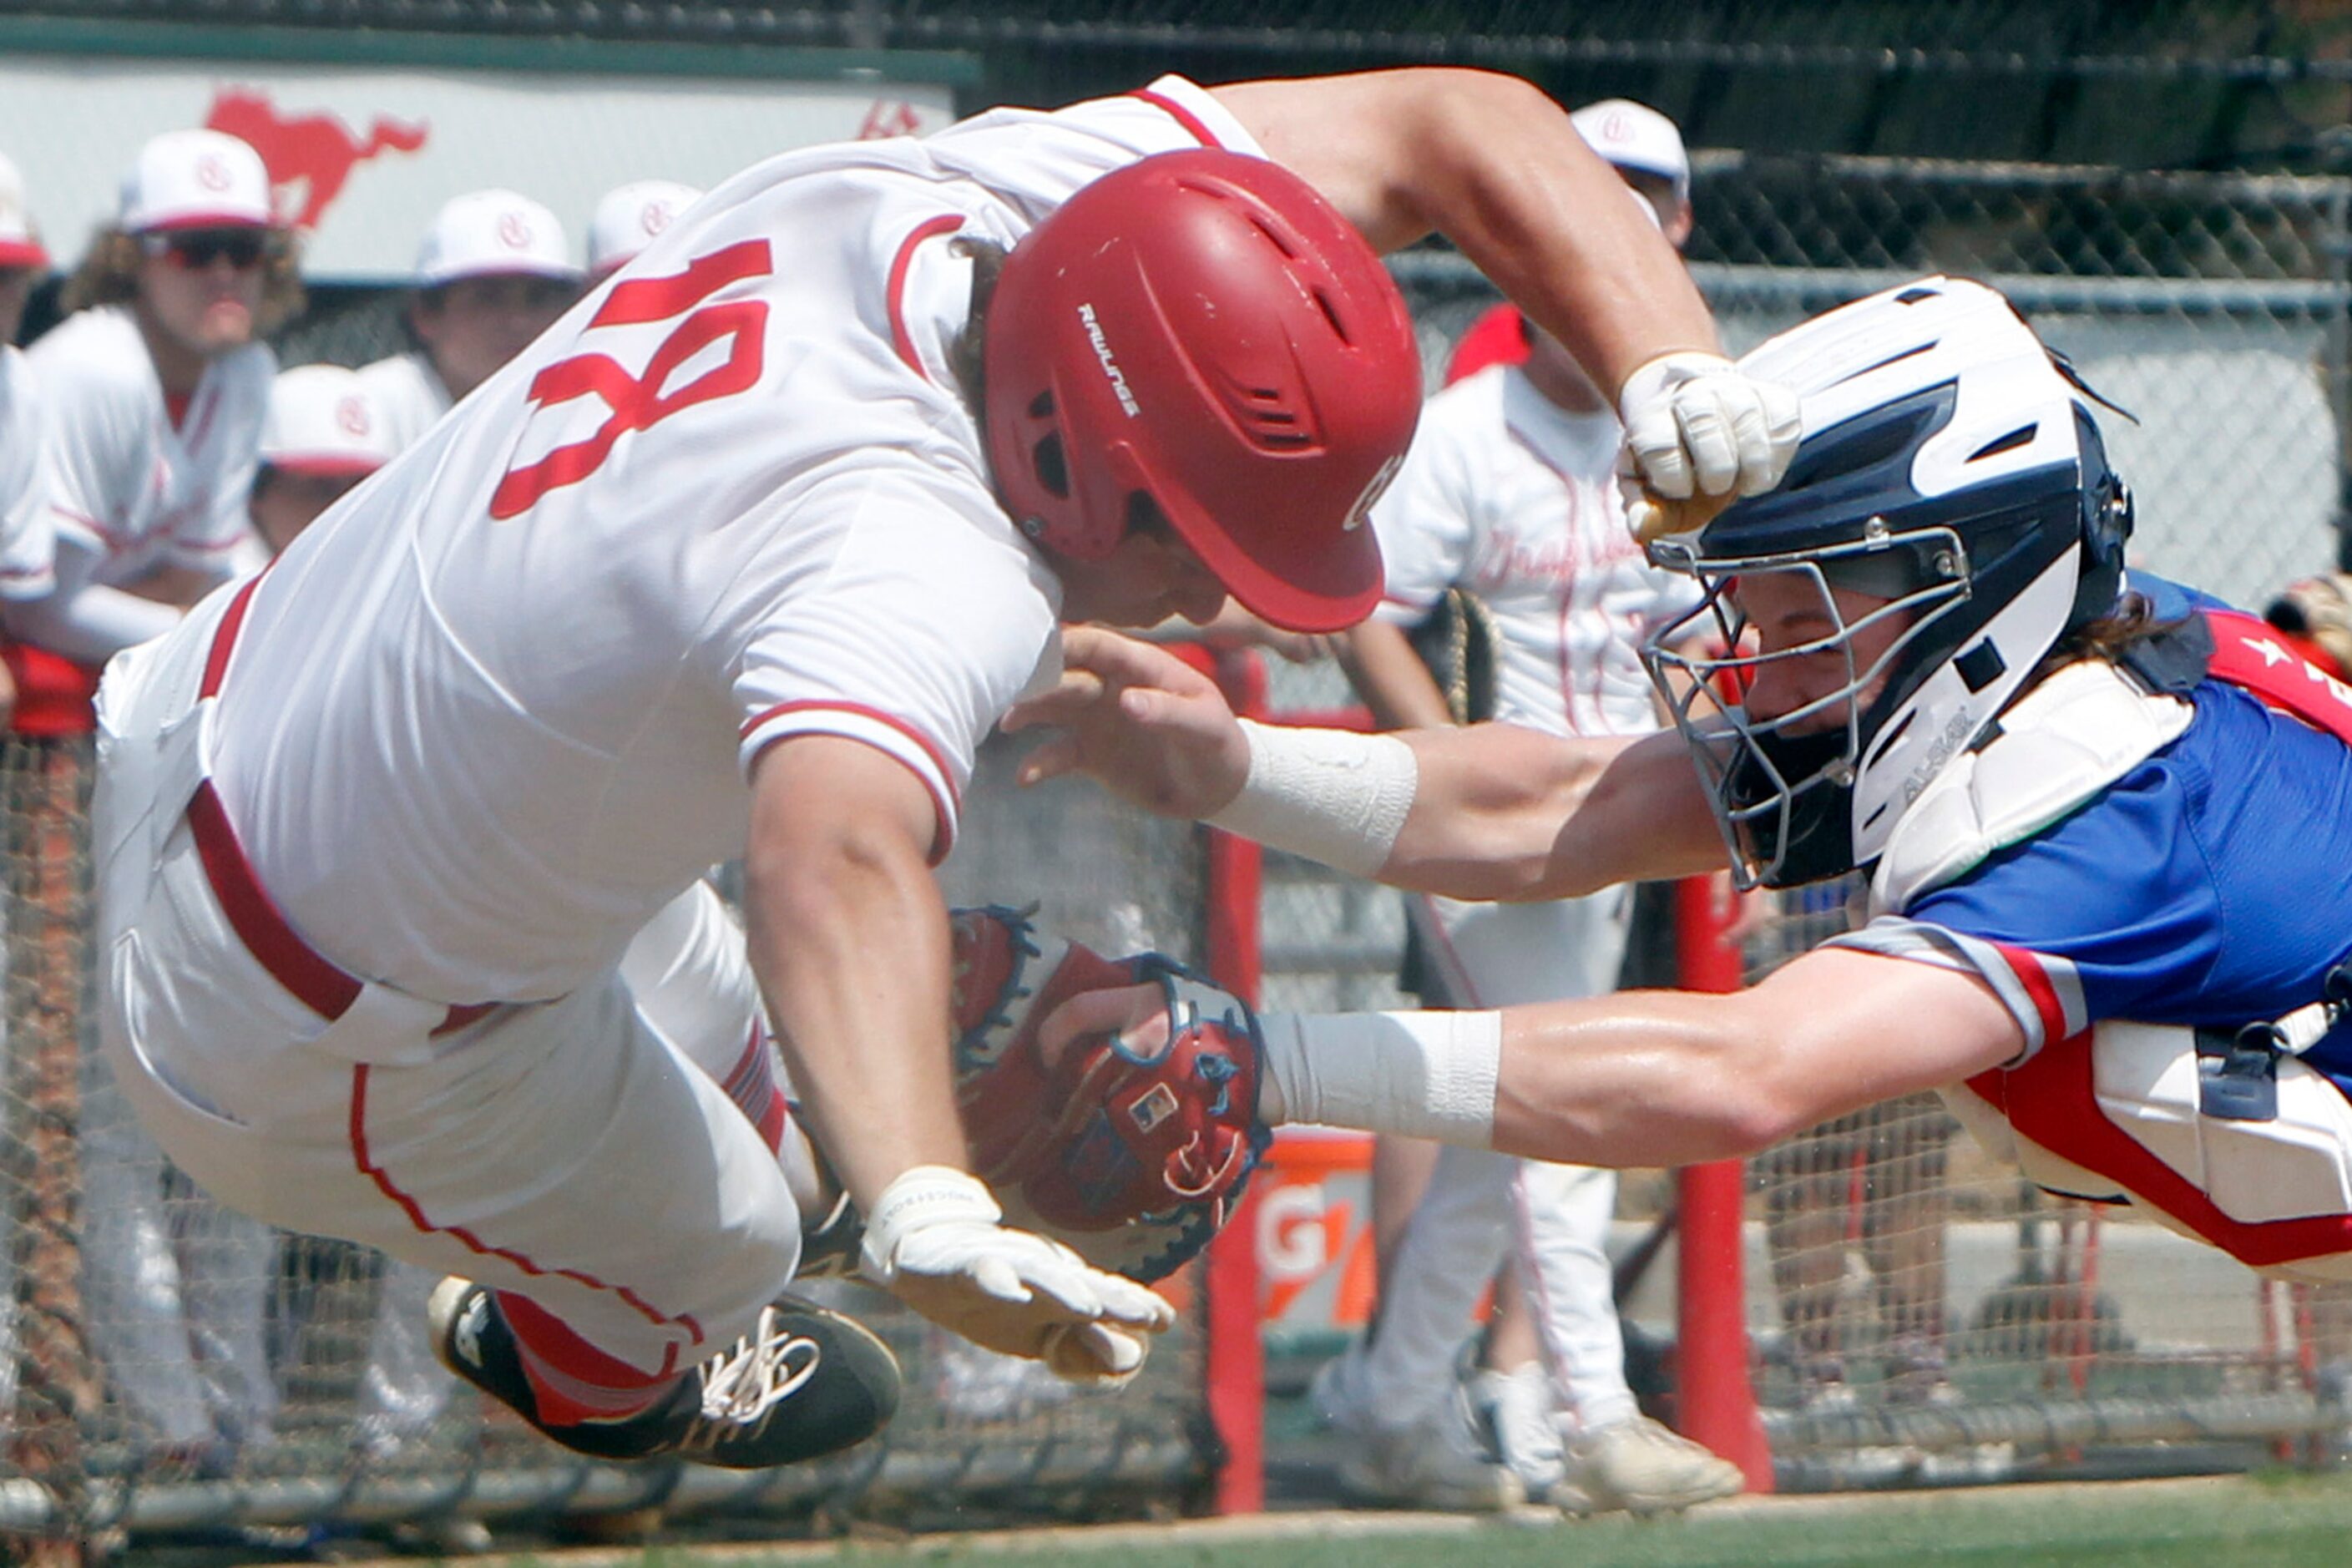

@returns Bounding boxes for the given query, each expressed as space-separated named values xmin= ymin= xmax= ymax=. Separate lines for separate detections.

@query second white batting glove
xmin=859 ymin=1166 xmax=1174 ymax=1385
xmin=1617 ymin=351 xmax=1803 ymax=511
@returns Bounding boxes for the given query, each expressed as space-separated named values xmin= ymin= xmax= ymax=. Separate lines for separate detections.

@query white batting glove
xmin=859 ymin=1166 xmax=1174 ymax=1385
xmin=1617 ymin=352 xmax=1802 ymax=532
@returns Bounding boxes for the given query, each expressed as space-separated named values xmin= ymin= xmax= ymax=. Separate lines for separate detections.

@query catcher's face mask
xmin=1641 ymin=542 xmax=1957 ymax=890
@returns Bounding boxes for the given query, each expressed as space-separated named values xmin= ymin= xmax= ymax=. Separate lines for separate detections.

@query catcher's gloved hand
xmin=948 ymin=905 xmax=1269 ymax=1282
xmin=858 ymin=1165 xmax=1173 ymax=1384
xmin=1617 ymin=351 xmax=1802 ymax=543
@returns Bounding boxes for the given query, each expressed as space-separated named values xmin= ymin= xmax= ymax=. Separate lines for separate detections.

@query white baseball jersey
xmin=27 ymin=306 xmax=271 ymax=584
xmin=1371 ymin=363 xmax=1699 ymax=738
xmin=0 ymin=345 xmax=55 ymax=599
xmin=354 ymin=350 xmax=453 ymax=454
xmin=209 ymin=74 xmax=1262 ymax=1005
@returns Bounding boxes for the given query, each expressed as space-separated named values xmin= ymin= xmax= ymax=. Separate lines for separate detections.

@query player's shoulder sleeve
xmin=24 ymin=311 xmax=146 ymax=552
xmin=922 ymin=74 xmax=1267 ymax=226
xmin=1368 ymin=374 xmax=1490 ymax=627
xmin=722 ymin=471 xmax=1059 ymax=863
xmin=0 ymin=348 xmax=58 ymax=600
xmin=1825 ymin=756 xmax=2219 ymax=1060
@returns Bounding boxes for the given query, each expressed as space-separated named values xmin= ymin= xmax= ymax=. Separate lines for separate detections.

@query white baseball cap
xmin=0 ymin=151 xmax=44 ymax=269
xmin=1571 ymin=99 xmax=1690 ymax=199
xmin=260 ymin=365 xmax=394 ymax=478
xmin=587 ymin=180 xmax=703 ymax=280
xmin=119 ymin=129 xmax=274 ymax=234
xmin=416 ymin=189 xmax=580 ymax=287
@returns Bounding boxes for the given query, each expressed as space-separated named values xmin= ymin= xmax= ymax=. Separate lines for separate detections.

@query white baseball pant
xmin=1361 ymin=888 xmax=1638 ymax=1433
xmin=95 ymin=588 xmax=802 ymax=1386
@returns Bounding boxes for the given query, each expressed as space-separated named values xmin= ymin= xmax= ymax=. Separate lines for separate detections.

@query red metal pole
xmin=1673 ymin=874 xmax=1774 ymax=1494
xmin=1201 ymin=649 xmax=1267 ymax=1515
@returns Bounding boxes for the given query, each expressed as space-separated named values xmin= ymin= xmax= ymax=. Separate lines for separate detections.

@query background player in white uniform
xmin=246 ymin=364 xmax=393 ymax=556
xmin=1322 ymin=102 xmax=1739 ymax=1514
xmin=586 ymin=180 xmax=704 ymax=283
xmin=0 ymin=149 xmax=58 ymax=728
xmin=9 ymin=129 xmax=290 ymax=666
xmin=95 ymin=69 xmax=1796 ymax=1468
xmin=357 ymin=190 xmax=579 ymax=452
xmin=11 ymin=129 xmax=291 ymax=1464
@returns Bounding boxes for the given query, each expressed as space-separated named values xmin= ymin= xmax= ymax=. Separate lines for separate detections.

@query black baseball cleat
xmin=428 ymin=1276 xmax=901 ymax=1469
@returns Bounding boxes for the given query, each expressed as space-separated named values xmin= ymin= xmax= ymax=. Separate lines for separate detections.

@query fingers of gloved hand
xmin=1090 ymin=1271 xmax=1176 ymax=1334
xmin=1039 ymin=1320 xmax=1151 ymax=1385
xmin=1674 ymin=383 xmax=1743 ymax=498
xmin=1621 ymin=405 xmax=1694 ymax=500
xmin=1619 ymin=352 xmax=1802 ymax=505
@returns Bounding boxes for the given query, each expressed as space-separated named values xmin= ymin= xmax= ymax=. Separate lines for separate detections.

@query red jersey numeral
xmin=491 ymin=240 xmax=773 ymax=518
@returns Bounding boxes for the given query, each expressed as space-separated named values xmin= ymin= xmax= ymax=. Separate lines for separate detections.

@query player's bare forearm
xmin=1340 ymin=619 xmax=1454 ymax=732
xmin=1011 ymin=627 xmax=1724 ymax=898
xmin=1485 ymin=948 xmax=2024 ymax=1167
xmin=1215 ymin=68 xmax=1717 ymax=397
xmin=744 ymin=736 xmax=969 ymax=1213
xmin=1383 ymin=724 xmax=1722 ymax=900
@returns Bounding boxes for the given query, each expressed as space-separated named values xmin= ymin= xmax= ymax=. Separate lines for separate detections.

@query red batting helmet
xmin=983 ymin=149 xmax=1421 ymax=634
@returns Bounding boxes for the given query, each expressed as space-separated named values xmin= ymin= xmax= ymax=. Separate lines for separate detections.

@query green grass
xmin=653 ymin=1472 xmax=2352 ymax=1568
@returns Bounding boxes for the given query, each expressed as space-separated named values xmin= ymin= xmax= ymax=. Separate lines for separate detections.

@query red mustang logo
xmin=205 ymin=88 xmax=429 ymax=230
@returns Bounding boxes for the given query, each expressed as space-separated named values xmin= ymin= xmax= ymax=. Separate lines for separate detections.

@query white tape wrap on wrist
xmin=1260 ymin=1009 xmax=1501 ymax=1146
xmin=1204 ymin=719 xmax=1418 ymax=881
xmin=859 ymin=1165 xmax=999 ymax=1283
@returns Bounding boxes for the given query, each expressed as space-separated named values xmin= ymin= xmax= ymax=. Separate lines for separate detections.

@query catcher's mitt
xmin=1406 ymin=585 xmax=1501 ymax=725
xmin=945 ymin=904 xmax=1269 ymax=1282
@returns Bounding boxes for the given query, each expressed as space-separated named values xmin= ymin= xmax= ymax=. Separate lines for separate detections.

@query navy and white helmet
xmin=1641 ymin=277 xmax=2134 ymax=889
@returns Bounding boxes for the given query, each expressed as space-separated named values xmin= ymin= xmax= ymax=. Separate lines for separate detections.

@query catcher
xmin=1011 ymin=276 xmax=2352 ymax=1295
xmin=94 ymin=68 xmax=1795 ymax=1471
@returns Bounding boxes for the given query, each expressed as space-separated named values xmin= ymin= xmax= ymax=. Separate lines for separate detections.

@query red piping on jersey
xmin=1992 ymin=941 xmax=2073 ymax=1051
xmin=741 ymin=698 xmax=961 ymax=863
xmin=350 ymin=1064 xmax=704 ymax=1348
xmin=1131 ymin=86 xmax=1227 ymax=149
xmin=51 ymin=508 xmax=133 ymax=553
xmin=888 ymin=214 xmax=967 ymax=383
xmin=190 ymin=570 xmax=498 ymax=1034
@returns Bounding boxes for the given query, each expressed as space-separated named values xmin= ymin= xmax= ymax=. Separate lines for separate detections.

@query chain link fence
xmin=0 ymin=732 xmax=1217 ymax=1552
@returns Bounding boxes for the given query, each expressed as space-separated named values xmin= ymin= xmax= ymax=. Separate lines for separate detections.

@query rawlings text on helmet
xmin=1078 ymin=303 xmax=1141 ymax=418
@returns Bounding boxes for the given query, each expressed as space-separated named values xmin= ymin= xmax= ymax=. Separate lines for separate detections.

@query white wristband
xmin=1260 ymin=1009 xmax=1501 ymax=1146
xmin=1204 ymin=719 xmax=1418 ymax=881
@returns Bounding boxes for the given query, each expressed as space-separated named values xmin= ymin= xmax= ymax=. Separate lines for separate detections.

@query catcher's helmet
xmin=1641 ymin=276 xmax=2135 ymax=889
xmin=983 ymin=149 xmax=1421 ymax=634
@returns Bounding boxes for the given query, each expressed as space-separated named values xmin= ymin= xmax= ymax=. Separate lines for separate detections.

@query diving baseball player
xmin=96 ymin=69 xmax=1796 ymax=1468
xmin=357 ymin=190 xmax=579 ymax=452
xmin=1017 ymin=275 xmax=2352 ymax=1297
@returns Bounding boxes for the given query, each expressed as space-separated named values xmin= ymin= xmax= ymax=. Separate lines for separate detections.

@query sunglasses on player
xmin=141 ymin=228 xmax=276 ymax=271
